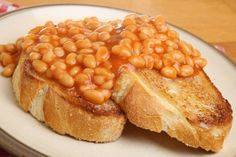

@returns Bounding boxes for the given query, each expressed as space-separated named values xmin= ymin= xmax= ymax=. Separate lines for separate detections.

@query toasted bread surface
xmin=12 ymin=54 xmax=126 ymax=142
xmin=112 ymin=69 xmax=233 ymax=152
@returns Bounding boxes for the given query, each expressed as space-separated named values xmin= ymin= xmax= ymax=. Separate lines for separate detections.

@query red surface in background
xmin=0 ymin=147 xmax=13 ymax=157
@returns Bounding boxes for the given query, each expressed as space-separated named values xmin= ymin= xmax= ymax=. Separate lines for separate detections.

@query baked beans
xmin=2 ymin=63 xmax=15 ymax=77
xmin=83 ymin=89 xmax=104 ymax=104
xmin=32 ymin=60 xmax=48 ymax=73
xmin=0 ymin=14 xmax=207 ymax=104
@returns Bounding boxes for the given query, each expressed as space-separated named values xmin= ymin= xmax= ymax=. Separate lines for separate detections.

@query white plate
xmin=0 ymin=4 xmax=235 ymax=157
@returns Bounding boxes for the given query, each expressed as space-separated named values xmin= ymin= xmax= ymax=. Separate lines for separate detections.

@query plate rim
xmin=0 ymin=3 xmax=235 ymax=157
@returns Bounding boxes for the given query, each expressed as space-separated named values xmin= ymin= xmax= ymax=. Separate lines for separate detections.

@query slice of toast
xmin=112 ymin=69 xmax=233 ymax=152
xmin=12 ymin=53 xmax=126 ymax=142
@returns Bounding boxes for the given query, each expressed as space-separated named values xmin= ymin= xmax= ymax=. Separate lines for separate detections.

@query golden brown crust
xmin=43 ymin=87 xmax=126 ymax=142
xmin=12 ymin=54 xmax=126 ymax=142
xmin=113 ymin=69 xmax=233 ymax=152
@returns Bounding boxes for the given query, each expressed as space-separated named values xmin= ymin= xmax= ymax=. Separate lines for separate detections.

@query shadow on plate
xmin=122 ymin=121 xmax=213 ymax=155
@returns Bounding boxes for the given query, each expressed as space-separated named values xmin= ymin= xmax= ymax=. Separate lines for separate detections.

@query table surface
xmin=1 ymin=0 xmax=236 ymax=156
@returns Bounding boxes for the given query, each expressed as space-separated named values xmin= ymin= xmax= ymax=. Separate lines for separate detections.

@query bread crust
xmin=112 ymin=69 xmax=233 ymax=152
xmin=12 ymin=54 xmax=126 ymax=142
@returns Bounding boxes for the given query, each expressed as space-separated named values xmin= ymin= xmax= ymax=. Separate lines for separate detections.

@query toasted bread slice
xmin=12 ymin=53 xmax=126 ymax=142
xmin=112 ymin=69 xmax=233 ymax=152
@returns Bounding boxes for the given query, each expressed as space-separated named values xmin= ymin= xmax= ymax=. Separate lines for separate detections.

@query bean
xmin=119 ymin=38 xmax=132 ymax=50
xmin=92 ymin=41 xmax=105 ymax=50
xmin=128 ymin=55 xmax=145 ymax=68
xmin=15 ymin=37 xmax=24 ymax=51
xmin=143 ymin=54 xmax=154 ymax=69
xmin=44 ymin=21 xmax=54 ymax=27
xmin=152 ymin=15 xmax=165 ymax=26
xmin=21 ymin=39 xmax=34 ymax=50
xmin=59 ymin=37 xmax=71 ymax=45
xmin=94 ymin=67 xmax=114 ymax=79
xmin=83 ymin=55 xmax=96 ymax=68
xmin=123 ymin=17 xmax=136 ymax=26
xmin=165 ymin=40 xmax=178 ymax=49
xmin=118 ymin=46 xmax=132 ymax=57
xmin=121 ymin=30 xmax=138 ymax=41
xmin=1 ymin=53 xmax=13 ymax=66
xmin=88 ymin=32 xmax=98 ymax=41
xmin=5 ymin=44 xmax=16 ymax=53
xmin=75 ymin=73 xmax=89 ymax=84
xmin=163 ymin=53 xmax=175 ymax=66
xmin=42 ymin=51 xmax=55 ymax=63
xmin=83 ymin=89 xmax=104 ymax=104
xmin=54 ymin=47 xmax=65 ymax=57
xmin=125 ymin=24 xmax=137 ymax=32
xmin=29 ymin=52 xmax=41 ymax=60
xmin=76 ymin=39 xmax=92 ymax=49
xmin=140 ymin=27 xmax=155 ymax=38
xmin=79 ymin=84 xmax=95 ymax=92
xmin=68 ymin=27 xmax=80 ymax=35
xmin=173 ymin=62 xmax=181 ymax=74
xmin=133 ymin=41 xmax=142 ymax=55
xmin=158 ymin=25 xmax=168 ymax=33
xmin=52 ymin=68 xmax=65 ymax=80
xmin=111 ymin=45 xmax=121 ymax=55
xmin=2 ymin=63 xmax=15 ymax=77
xmin=58 ymin=73 xmax=74 ymax=87
xmin=101 ymin=80 xmax=113 ymax=90
xmin=65 ymin=53 xmax=77 ymax=65
xmin=29 ymin=26 xmax=44 ymax=34
xmin=179 ymin=65 xmax=194 ymax=77
xmin=39 ymin=35 xmax=50 ymax=43
xmin=69 ymin=66 xmax=82 ymax=76
xmin=51 ymin=35 xmax=59 ymax=41
xmin=57 ymin=27 xmax=67 ymax=35
xmin=142 ymin=47 xmax=153 ymax=54
xmin=86 ymin=21 xmax=101 ymax=30
xmin=101 ymin=60 xmax=112 ymax=69
xmin=98 ymin=32 xmax=111 ymax=41
xmin=194 ymin=57 xmax=207 ymax=68
xmin=160 ymin=66 xmax=177 ymax=79
xmin=185 ymin=55 xmax=194 ymax=67
xmin=50 ymin=61 xmax=67 ymax=70
xmin=154 ymin=45 xmax=164 ymax=53
xmin=170 ymin=50 xmax=185 ymax=64
xmin=156 ymin=34 xmax=168 ymax=41
xmin=36 ymin=43 xmax=53 ymax=53
xmin=93 ymin=75 xmax=106 ymax=85
xmin=96 ymin=46 xmax=110 ymax=62
xmin=63 ymin=41 xmax=77 ymax=52
xmin=72 ymin=34 xmax=85 ymax=41
xmin=167 ymin=30 xmax=179 ymax=39
xmin=79 ymin=48 xmax=94 ymax=54
xmin=82 ymin=68 xmax=94 ymax=78
xmin=152 ymin=54 xmax=163 ymax=70
xmin=51 ymin=40 xmax=59 ymax=47
xmin=192 ymin=49 xmax=201 ymax=57
xmin=95 ymin=24 xmax=113 ymax=33
xmin=98 ymin=89 xmax=111 ymax=100
xmin=25 ymin=34 xmax=37 ymax=41
xmin=179 ymin=41 xmax=192 ymax=55
xmin=76 ymin=54 xmax=84 ymax=64
xmin=32 ymin=60 xmax=48 ymax=73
